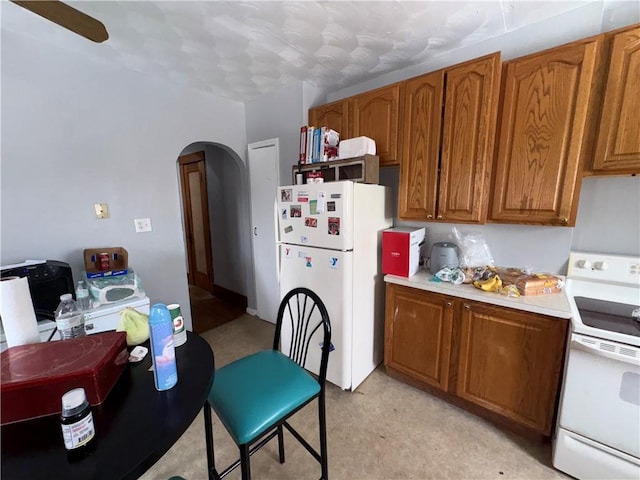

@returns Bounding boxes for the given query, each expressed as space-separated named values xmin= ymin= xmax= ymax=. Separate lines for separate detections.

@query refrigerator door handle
xmin=254 ymin=226 xmax=258 ymax=236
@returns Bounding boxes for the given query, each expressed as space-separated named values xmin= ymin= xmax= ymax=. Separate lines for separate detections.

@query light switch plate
xmin=134 ymin=218 xmax=152 ymax=233
xmin=94 ymin=203 xmax=109 ymax=219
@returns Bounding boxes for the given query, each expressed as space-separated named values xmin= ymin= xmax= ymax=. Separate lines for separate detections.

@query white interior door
xmin=248 ymin=138 xmax=280 ymax=324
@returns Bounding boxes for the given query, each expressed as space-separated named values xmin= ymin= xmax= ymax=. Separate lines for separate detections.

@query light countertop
xmin=384 ymin=269 xmax=572 ymax=319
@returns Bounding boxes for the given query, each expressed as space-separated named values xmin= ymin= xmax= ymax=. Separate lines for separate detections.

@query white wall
xmin=1 ymin=29 xmax=247 ymax=329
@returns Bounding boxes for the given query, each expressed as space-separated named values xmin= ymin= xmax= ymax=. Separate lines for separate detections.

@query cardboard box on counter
xmin=84 ymin=247 xmax=128 ymax=278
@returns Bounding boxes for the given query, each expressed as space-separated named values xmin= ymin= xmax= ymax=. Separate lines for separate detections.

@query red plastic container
xmin=0 ymin=332 xmax=128 ymax=425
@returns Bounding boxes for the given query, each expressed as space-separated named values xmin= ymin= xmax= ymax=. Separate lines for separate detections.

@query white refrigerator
xmin=276 ymin=181 xmax=392 ymax=391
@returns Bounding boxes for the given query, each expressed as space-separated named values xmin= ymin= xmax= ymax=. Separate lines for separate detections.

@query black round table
xmin=1 ymin=332 xmax=215 ymax=480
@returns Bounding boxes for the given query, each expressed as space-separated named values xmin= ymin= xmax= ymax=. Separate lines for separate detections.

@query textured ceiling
xmin=3 ymin=1 xmax=601 ymax=101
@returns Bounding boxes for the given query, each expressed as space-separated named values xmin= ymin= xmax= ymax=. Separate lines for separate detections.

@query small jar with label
xmin=60 ymin=388 xmax=96 ymax=461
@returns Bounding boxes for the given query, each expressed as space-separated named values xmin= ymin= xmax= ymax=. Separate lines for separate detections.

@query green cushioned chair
xmin=204 ymin=287 xmax=332 ymax=480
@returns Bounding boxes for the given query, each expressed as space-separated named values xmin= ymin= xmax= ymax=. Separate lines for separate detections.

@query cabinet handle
xmin=464 ymin=304 xmax=470 ymax=310
xmin=559 ymin=217 xmax=568 ymax=224
xmin=437 ymin=215 xmax=443 ymax=220
xmin=427 ymin=214 xmax=433 ymax=219
xmin=85 ymin=323 xmax=94 ymax=330
xmin=446 ymin=302 xmax=452 ymax=307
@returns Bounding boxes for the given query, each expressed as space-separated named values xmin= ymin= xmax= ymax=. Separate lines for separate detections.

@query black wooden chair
xmin=204 ymin=287 xmax=332 ymax=480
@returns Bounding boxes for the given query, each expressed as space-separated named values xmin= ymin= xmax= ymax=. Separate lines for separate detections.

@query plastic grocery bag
xmin=117 ymin=307 xmax=150 ymax=346
xmin=451 ymin=226 xmax=495 ymax=268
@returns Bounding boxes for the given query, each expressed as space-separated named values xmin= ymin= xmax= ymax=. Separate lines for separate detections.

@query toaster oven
xmin=0 ymin=260 xmax=75 ymax=320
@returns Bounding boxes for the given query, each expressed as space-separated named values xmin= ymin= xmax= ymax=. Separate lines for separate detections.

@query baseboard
xmin=211 ymin=284 xmax=247 ymax=309
xmin=246 ymin=308 xmax=258 ymax=316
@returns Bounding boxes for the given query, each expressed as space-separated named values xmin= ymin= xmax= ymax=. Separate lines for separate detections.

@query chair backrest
xmin=273 ymin=288 xmax=332 ymax=384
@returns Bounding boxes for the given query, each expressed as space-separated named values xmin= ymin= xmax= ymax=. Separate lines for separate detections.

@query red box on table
xmin=0 ymin=331 xmax=128 ymax=425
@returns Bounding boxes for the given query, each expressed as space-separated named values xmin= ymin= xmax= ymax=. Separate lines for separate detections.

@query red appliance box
xmin=382 ymin=227 xmax=426 ymax=277
xmin=0 ymin=331 xmax=128 ymax=425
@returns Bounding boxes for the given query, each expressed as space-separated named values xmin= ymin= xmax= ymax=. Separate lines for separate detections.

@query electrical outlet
xmin=94 ymin=203 xmax=109 ymax=219
xmin=134 ymin=218 xmax=152 ymax=233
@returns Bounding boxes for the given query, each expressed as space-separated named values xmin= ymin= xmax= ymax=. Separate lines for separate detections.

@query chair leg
xmin=203 ymin=401 xmax=217 ymax=480
xmin=240 ymin=443 xmax=251 ymax=480
xmin=277 ymin=424 xmax=285 ymax=464
xmin=318 ymin=394 xmax=329 ymax=480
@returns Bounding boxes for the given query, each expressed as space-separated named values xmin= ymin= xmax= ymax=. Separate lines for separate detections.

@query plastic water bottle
xmin=75 ymin=280 xmax=91 ymax=311
xmin=148 ymin=303 xmax=178 ymax=391
xmin=55 ymin=293 xmax=85 ymax=340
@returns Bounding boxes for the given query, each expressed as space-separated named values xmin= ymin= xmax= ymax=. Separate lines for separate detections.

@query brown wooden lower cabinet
xmin=384 ymin=283 xmax=569 ymax=436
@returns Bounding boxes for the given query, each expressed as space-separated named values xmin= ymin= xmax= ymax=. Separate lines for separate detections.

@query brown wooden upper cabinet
xmin=591 ymin=25 xmax=640 ymax=174
xmin=490 ymin=38 xmax=601 ymax=226
xmin=308 ymin=98 xmax=353 ymax=140
xmin=399 ymin=53 xmax=501 ymax=223
xmin=308 ymin=84 xmax=402 ymax=167
xmin=352 ymin=83 xmax=403 ymax=166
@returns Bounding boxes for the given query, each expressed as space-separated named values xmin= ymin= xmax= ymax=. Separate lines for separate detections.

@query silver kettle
xmin=429 ymin=242 xmax=459 ymax=274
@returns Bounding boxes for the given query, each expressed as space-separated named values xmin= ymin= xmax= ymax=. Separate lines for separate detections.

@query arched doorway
xmin=177 ymin=142 xmax=249 ymax=333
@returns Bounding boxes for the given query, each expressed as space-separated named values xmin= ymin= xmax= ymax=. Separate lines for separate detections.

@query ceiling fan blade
xmin=11 ymin=0 xmax=108 ymax=43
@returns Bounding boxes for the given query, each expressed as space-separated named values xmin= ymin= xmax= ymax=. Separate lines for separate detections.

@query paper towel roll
xmin=0 ymin=276 xmax=40 ymax=347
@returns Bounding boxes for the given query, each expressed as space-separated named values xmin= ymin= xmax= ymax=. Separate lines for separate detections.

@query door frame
xmin=178 ymin=151 xmax=214 ymax=292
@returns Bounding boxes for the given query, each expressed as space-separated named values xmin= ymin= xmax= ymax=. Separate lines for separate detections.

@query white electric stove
xmin=553 ymin=251 xmax=640 ymax=480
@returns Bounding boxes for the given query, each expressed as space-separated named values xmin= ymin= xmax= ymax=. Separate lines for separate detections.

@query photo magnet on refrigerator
xmin=281 ymin=208 xmax=287 ymax=220
xmin=284 ymin=225 xmax=293 ymax=234
xmin=328 ymin=217 xmax=340 ymax=235
xmin=305 ymin=256 xmax=313 ymax=268
xmin=281 ymin=189 xmax=292 ymax=202
xmin=309 ymin=200 xmax=318 ymax=214
xmin=297 ymin=192 xmax=309 ymax=202
xmin=327 ymin=201 xmax=336 ymax=212
xmin=291 ymin=205 xmax=301 ymax=217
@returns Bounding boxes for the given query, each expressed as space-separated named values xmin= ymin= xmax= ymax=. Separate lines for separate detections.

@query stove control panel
xmin=568 ymin=252 xmax=640 ymax=285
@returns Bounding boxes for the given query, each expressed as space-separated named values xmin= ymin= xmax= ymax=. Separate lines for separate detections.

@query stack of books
xmin=299 ymin=126 xmax=340 ymax=164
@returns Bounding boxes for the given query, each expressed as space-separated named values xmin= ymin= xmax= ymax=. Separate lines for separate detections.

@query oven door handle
xmin=572 ymin=338 xmax=640 ymax=367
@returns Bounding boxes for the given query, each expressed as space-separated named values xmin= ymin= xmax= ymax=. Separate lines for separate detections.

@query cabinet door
xmin=593 ymin=26 xmax=640 ymax=174
xmin=398 ymin=70 xmax=444 ymax=220
xmin=439 ymin=53 xmax=501 ymax=223
xmin=456 ymin=302 xmax=568 ymax=435
xmin=352 ymin=83 xmax=402 ymax=166
xmin=309 ymin=99 xmax=352 ymax=139
xmin=490 ymin=39 xmax=601 ymax=226
xmin=384 ymin=284 xmax=454 ymax=391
